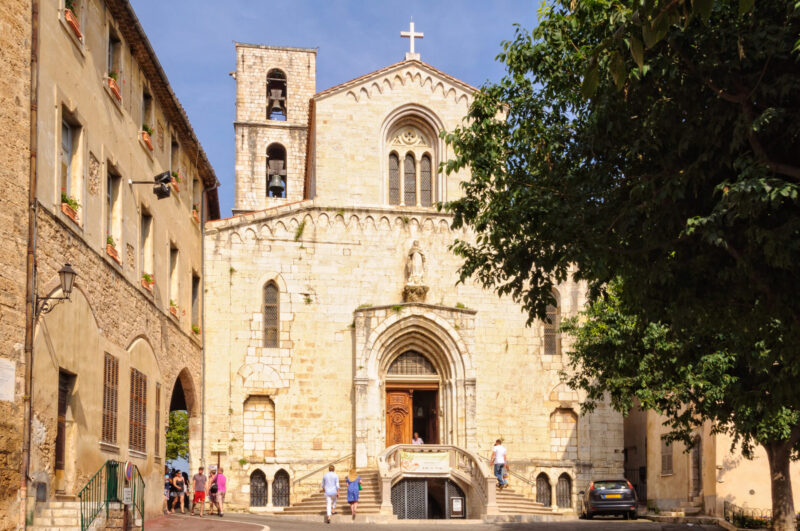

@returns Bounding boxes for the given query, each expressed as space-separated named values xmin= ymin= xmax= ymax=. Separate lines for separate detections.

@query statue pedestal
xmin=402 ymin=285 xmax=429 ymax=303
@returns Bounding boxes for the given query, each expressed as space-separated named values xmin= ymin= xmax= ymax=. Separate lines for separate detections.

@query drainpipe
xmin=199 ymin=179 xmax=219 ymax=469
xmin=21 ymin=0 xmax=40 ymax=527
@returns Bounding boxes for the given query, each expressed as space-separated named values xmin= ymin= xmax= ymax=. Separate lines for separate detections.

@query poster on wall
xmin=0 ymin=358 xmax=15 ymax=402
xmin=399 ymin=451 xmax=449 ymax=475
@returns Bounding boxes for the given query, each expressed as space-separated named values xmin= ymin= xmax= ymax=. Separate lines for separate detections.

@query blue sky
xmin=130 ymin=0 xmax=538 ymax=216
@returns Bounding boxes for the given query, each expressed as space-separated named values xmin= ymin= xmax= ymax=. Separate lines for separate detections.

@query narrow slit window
xmin=420 ymin=154 xmax=432 ymax=206
xmin=544 ymin=289 xmax=560 ymax=356
xmin=263 ymin=282 xmax=279 ymax=347
xmin=389 ymin=153 xmax=400 ymax=205
xmin=403 ymin=154 xmax=416 ymax=206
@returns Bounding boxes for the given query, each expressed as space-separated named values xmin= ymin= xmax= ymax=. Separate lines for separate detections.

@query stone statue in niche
xmin=403 ymin=240 xmax=429 ymax=302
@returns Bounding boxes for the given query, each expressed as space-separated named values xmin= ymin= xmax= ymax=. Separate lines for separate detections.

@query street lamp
xmin=129 ymin=171 xmax=171 ymax=199
xmin=36 ymin=263 xmax=78 ymax=316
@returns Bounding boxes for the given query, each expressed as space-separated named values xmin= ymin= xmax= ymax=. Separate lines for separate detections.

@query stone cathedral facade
xmin=203 ymin=39 xmax=624 ymax=515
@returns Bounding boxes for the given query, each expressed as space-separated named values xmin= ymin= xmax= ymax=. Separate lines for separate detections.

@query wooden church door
xmin=386 ymin=391 xmax=412 ymax=446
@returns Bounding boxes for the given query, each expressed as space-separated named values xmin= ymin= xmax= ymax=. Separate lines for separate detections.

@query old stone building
xmin=0 ymin=0 xmax=219 ymax=528
xmin=203 ymin=33 xmax=625 ymax=519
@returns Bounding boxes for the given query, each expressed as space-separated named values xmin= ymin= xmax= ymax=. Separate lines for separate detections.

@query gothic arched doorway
xmin=272 ymin=469 xmax=290 ymax=507
xmin=250 ymin=470 xmax=267 ymax=507
xmin=385 ymin=351 xmax=439 ymax=446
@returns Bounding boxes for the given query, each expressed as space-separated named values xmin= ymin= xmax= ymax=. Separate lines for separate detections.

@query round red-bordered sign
xmin=124 ymin=461 xmax=133 ymax=482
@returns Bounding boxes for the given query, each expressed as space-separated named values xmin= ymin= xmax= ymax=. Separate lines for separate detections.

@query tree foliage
xmin=165 ymin=410 xmax=189 ymax=463
xmin=443 ymin=1 xmax=800 ymax=527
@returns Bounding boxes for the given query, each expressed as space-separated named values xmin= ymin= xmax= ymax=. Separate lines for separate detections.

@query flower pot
xmin=192 ymin=209 xmax=200 ymax=224
xmin=192 ymin=327 xmax=201 ymax=335
xmin=170 ymin=177 xmax=180 ymax=194
xmin=61 ymin=202 xmax=78 ymax=224
xmin=141 ymin=131 xmax=154 ymax=151
xmin=106 ymin=244 xmax=122 ymax=264
xmin=108 ymin=77 xmax=121 ymax=101
xmin=169 ymin=306 xmax=179 ymax=318
xmin=141 ymin=278 xmax=154 ymax=292
xmin=64 ymin=8 xmax=82 ymax=39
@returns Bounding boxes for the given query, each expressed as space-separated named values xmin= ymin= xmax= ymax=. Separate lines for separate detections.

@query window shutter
xmin=102 ymin=353 xmax=118 ymax=444
xmin=661 ymin=437 xmax=673 ymax=474
xmin=155 ymin=383 xmax=161 ymax=455
xmin=404 ymin=154 xmax=416 ymax=206
xmin=420 ymin=155 xmax=432 ymax=206
xmin=129 ymin=368 xmax=147 ymax=452
xmin=264 ymin=282 xmax=279 ymax=348
xmin=389 ymin=154 xmax=400 ymax=205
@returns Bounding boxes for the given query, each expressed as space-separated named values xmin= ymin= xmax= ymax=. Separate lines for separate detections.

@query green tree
xmin=165 ymin=410 xmax=189 ymax=462
xmin=443 ymin=1 xmax=800 ymax=528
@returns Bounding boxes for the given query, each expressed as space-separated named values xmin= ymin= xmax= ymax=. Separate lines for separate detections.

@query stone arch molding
xmin=354 ymin=306 xmax=477 ymax=467
xmin=237 ymin=363 xmax=287 ymax=392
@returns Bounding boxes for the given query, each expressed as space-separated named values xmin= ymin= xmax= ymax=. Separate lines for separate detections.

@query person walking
xmin=345 ymin=468 xmax=362 ymax=520
xmin=170 ymin=470 xmax=185 ymax=513
xmin=162 ymin=473 xmax=171 ymax=514
xmin=182 ymin=471 xmax=190 ymax=510
xmin=191 ymin=466 xmax=207 ymax=516
xmin=412 ymin=432 xmax=424 ymax=445
xmin=214 ymin=467 xmax=227 ymax=517
xmin=321 ymin=465 xmax=340 ymax=523
xmin=491 ymin=439 xmax=509 ymax=489
xmin=207 ymin=469 xmax=218 ymax=515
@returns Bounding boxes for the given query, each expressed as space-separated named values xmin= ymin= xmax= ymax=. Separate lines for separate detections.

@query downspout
xmin=199 ymin=178 xmax=219 ymax=468
xmin=21 ymin=0 xmax=40 ymax=527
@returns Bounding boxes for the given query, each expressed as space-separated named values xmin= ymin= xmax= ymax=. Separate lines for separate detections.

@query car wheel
xmin=624 ymin=511 xmax=630 ymax=520
xmin=630 ymin=510 xmax=637 ymax=520
xmin=585 ymin=511 xmax=593 ymax=520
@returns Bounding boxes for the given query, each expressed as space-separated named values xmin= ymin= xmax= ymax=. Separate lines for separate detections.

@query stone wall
xmin=203 ymin=202 xmax=624 ymax=510
xmin=234 ymin=44 xmax=316 ymax=212
xmin=0 ymin=0 xmax=31 ymax=526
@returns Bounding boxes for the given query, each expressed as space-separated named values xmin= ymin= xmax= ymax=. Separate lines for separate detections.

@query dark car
xmin=580 ymin=479 xmax=638 ymax=520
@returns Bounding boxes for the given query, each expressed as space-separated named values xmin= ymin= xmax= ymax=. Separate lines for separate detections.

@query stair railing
xmin=477 ymin=453 xmax=536 ymax=488
xmin=77 ymin=460 xmax=145 ymax=531
xmin=292 ymin=453 xmax=354 ymax=487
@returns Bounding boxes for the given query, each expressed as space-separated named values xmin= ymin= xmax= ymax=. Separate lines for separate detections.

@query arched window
xmin=266 ymin=143 xmax=287 ymax=199
xmin=263 ymin=282 xmax=279 ymax=347
xmin=544 ymin=289 xmax=560 ymax=356
xmin=420 ymin=154 xmax=432 ymax=207
xmin=273 ymin=469 xmax=290 ymax=507
xmin=389 ymin=153 xmax=400 ymax=205
xmin=550 ymin=408 xmax=578 ymax=460
xmin=556 ymin=474 xmax=572 ymax=508
xmin=267 ymin=69 xmax=287 ymax=121
xmin=250 ymin=470 xmax=267 ymax=507
xmin=536 ymin=473 xmax=551 ymax=506
xmin=388 ymin=351 xmax=436 ymax=376
xmin=404 ymin=153 xmax=416 ymax=206
xmin=243 ymin=395 xmax=275 ymax=458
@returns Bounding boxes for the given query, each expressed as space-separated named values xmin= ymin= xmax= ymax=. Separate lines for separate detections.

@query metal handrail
xmin=78 ymin=462 xmax=107 ymax=531
xmin=292 ymin=453 xmax=354 ymax=486
xmin=477 ymin=453 xmax=536 ymax=487
xmin=77 ymin=460 xmax=145 ymax=531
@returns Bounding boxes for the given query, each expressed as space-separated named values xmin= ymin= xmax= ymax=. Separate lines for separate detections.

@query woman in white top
xmin=412 ymin=432 xmax=424 ymax=445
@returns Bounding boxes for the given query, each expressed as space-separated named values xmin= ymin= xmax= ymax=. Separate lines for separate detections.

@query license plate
xmin=604 ymin=494 xmax=622 ymax=499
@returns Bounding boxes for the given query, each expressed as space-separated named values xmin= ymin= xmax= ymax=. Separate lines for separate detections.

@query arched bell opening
xmin=266 ymin=69 xmax=287 ymax=121
xmin=266 ymin=143 xmax=287 ymax=198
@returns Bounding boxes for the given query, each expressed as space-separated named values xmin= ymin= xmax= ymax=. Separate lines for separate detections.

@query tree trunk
xmin=764 ymin=439 xmax=797 ymax=531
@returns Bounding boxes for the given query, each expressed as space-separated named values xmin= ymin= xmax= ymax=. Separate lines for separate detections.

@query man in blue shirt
xmin=321 ymin=465 xmax=340 ymax=523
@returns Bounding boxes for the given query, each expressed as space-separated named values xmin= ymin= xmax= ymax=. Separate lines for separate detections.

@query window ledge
xmin=103 ymin=78 xmax=124 ymax=115
xmin=60 ymin=203 xmax=83 ymax=230
xmin=99 ymin=441 xmax=120 ymax=454
xmin=128 ymin=449 xmax=147 ymax=460
xmin=660 ymin=473 xmax=674 ymax=477
xmin=59 ymin=9 xmax=85 ymax=56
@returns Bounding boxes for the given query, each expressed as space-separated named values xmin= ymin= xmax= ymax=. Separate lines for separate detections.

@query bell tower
xmin=233 ymin=43 xmax=316 ymax=214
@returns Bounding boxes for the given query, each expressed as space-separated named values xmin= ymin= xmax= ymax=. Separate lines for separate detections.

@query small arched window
xmin=267 ymin=69 xmax=287 ymax=121
xmin=544 ymin=289 xmax=560 ymax=356
xmin=536 ymin=473 xmax=552 ymax=506
xmin=556 ymin=473 xmax=572 ymax=508
xmin=250 ymin=470 xmax=268 ymax=507
xmin=273 ymin=469 xmax=290 ymax=507
xmin=389 ymin=153 xmax=400 ymax=205
xmin=266 ymin=143 xmax=287 ymax=198
xmin=263 ymin=282 xmax=279 ymax=347
xmin=388 ymin=351 xmax=436 ymax=376
xmin=420 ymin=154 xmax=432 ymax=206
xmin=404 ymin=153 xmax=416 ymax=206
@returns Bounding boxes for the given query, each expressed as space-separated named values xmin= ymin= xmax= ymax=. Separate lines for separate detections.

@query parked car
xmin=580 ymin=479 xmax=638 ymax=519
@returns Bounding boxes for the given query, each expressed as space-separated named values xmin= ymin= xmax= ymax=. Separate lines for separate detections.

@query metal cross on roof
xmin=401 ymin=19 xmax=423 ymax=60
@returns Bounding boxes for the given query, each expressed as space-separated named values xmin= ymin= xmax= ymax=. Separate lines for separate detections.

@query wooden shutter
xmin=102 ymin=353 xmax=118 ymax=444
xmin=389 ymin=154 xmax=400 ymax=205
xmin=129 ymin=368 xmax=147 ymax=453
xmin=661 ymin=437 xmax=673 ymax=474
xmin=155 ymin=383 xmax=161 ymax=455
xmin=420 ymin=155 xmax=432 ymax=206
xmin=404 ymin=154 xmax=416 ymax=206
xmin=264 ymin=282 xmax=279 ymax=347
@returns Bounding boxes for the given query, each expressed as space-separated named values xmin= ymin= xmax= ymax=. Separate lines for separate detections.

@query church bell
xmin=268 ymin=173 xmax=285 ymax=196
xmin=269 ymin=88 xmax=285 ymax=115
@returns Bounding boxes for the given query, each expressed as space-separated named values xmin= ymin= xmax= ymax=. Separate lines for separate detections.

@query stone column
xmin=267 ymin=479 xmax=273 ymax=508
xmin=465 ymin=378 xmax=477 ymax=451
xmin=550 ymin=478 xmax=558 ymax=510
xmin=354 ymin=378 xmax=369 ymax=468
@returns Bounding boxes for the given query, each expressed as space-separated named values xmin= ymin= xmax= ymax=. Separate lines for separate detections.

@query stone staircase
xmin=495 ymin=486 xmax=558 ymax=515
xmin=280 ymin=469 xmax=383 ymax=516
xmin=29 ymin=499 xmax=81 ymax=531
xmin=679 ymin=493 xmax=704 ymax=515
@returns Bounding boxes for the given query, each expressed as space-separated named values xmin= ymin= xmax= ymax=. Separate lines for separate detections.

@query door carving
xmin=386 ymin=391 xmax=412 ymax=446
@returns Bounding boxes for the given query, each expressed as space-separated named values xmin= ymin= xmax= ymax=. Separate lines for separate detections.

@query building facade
xmin=203 ymin=42 xmax=625 ymax=517
xmin=0 ymin=0 xmax=220 ymax=528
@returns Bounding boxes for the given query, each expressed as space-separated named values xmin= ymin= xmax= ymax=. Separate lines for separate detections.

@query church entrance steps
xmin=279 ymin=469 xmax=383 ymax=516
xmin=495 ymin=487 xmax=561 ymax=515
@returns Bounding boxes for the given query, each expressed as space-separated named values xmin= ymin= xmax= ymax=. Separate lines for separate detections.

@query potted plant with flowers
xmin=141 ymin=124 xmax=154 ymax=151
xmin=60 ymin=188 xmax=80 ymax=223
xmin=170 ymin=171 xmax=181 ymax=194
xmin=192 ymin=203 xmax=200 ymax=223
xmin=106 ymin=236 xmax=121 ymax=264
xmin=169 ymin=300 xmax=179 ymax=318
xmin=192 ymin=324 xmax=201 ymax=335
xmin=107 ymin=70 xmax=121 ymax=101
xmin=64 ymin=0 xmax=82 ymax=39
xmin=141 ymin=272 xmax=154 ymax=291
